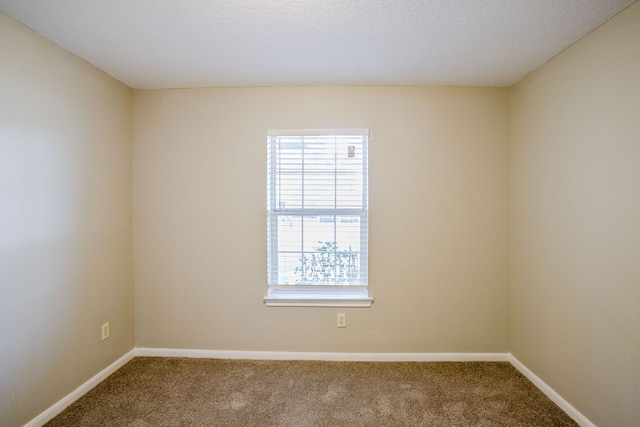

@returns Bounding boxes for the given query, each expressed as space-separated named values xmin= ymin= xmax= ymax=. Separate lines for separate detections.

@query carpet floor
xmin=45 ymin=357 xmax=577 ymax=426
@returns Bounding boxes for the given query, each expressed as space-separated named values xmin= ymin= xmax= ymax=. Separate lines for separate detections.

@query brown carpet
xmin=45 ymin=357 xmax=577 ymax=426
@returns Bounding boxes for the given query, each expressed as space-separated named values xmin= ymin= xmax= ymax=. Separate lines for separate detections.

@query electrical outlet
xmin=337 ymin=313 xmax=346 ymax=328
xmin=101 ymin=322 xmax=110 ymax=340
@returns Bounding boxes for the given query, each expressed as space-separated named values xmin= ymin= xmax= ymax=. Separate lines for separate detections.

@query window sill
xmin=264 ymin=289 xmax=373 ymax=308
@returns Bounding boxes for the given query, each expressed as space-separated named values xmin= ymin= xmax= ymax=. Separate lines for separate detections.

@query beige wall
xmin=0 ymin=13 xmax=134 ymax=427
xmin=510 ymin=2 xmax=640 ymax=426
xmin=133 ymin=86 xmax=510 ymax=353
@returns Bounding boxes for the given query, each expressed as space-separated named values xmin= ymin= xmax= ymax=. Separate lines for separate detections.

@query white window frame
xmin=264 ymin=129 xmax=373 ymax=308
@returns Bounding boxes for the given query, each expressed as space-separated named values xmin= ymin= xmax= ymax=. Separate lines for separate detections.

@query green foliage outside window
xmin=295 ymin=241 xmax=360 ymax=284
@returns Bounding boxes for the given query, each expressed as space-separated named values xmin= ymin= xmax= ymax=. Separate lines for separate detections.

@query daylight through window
xmin=266 ymin=129 xmax=369 ymax=305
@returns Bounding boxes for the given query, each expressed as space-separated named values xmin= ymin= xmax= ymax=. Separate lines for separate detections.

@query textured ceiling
xmin=0 ymin=0 xmax=635 ymax=89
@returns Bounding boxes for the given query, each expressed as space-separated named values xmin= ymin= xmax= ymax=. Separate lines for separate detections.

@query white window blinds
xmin=267 ymin=129 xmax=369 ymax=289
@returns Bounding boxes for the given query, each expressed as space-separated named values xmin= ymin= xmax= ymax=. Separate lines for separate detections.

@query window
xmin=265 ymin=129 xmax=372 ymax=307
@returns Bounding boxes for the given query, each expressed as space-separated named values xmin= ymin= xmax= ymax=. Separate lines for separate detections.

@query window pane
xmin=302 ymin=216 xmax=335 ymax=251
xmin=335 ymin=216 xmax=361 ymax=252
xmin=272 ymin=214 xmax=363 ymax=285
xmin=277 ymin=216 xmax=301 ymax=252
xmin=276 ymin=252 xmax=301 ymax=285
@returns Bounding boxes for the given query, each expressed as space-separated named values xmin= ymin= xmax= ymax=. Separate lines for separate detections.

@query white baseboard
xmin=508 ymin=355 xmax=594 ymax=427
xmin=24 ymin=349 xmax=136 ymax=427
xmin=135 ymin=348 xmax=510 ymax=362
xmin=25 ymin=349 xmax=592 ymax=427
